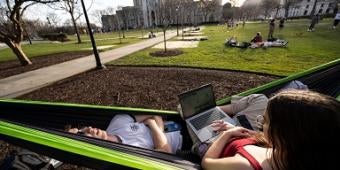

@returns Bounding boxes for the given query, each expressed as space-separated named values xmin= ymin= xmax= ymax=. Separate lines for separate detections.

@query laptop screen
xmin=178 ymin=84 xmax=216 ymax=119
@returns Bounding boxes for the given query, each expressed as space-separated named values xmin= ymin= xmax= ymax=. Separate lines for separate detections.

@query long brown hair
xmin=266 ymin=90 xmax=340 ymax=170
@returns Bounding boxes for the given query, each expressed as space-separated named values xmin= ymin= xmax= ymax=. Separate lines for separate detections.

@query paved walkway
xmin=0 ymin=31 xmax=178 ymax=98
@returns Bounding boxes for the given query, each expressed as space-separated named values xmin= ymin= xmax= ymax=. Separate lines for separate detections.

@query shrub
xmin=39 ymin=33 xmax=69 ymax=42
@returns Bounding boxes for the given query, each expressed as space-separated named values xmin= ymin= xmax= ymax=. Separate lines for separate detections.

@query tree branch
xmin=29 ymin=0 xmax=59 ymax=4
xmin=6 ymin=0 xmax=12 ymax=13
xmin=20 ymin=2 xmax=36 ymax=17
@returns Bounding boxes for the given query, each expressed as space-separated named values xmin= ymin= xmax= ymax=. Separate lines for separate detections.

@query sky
xmin=24 ymin=0 xmax=246 ymax=26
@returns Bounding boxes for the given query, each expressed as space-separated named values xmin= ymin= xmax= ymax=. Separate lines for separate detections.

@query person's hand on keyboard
xmin=210 ymin=120 xmax=235 ymax=133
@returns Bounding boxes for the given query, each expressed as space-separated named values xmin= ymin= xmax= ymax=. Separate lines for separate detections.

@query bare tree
xmin=310 ymin=0 xmax=319 ymax=16
xmin=116 ymin=6 xmax=128 ymax=38
xmin=129 ymin=7 xmax=144 ymax=37
xmin=184 ymin=0 xmax=198 ymax=26
xmin=241 ymin=0 xmax=261 ymax=20
xmin=261 ymin=0 xmax=280 ymax=19
xmin=222 ymin=3 xmax=233 ymax=21
xmin=0 ymin=0 xmax=57 ymax=66
xmin=91 ymin=9 xmax=105 ymax=26
xmin=200 ymin=0 xmax=220 ymax=23
xmin=273 ymin=3 xmax=282 ymax=19
xmin=47 ymin=12 xmax=59 ymax=27
xmin=283 ymin=0 xmax=302 ymax=18
xmin=104 ymin=7 xmax=115 ymax=15
xmin=229 ymin=0 xmax=237 ymax=7
xmin=91 ymin=7 xmax=115 ymax=27
xmin=50 ymin=0 xmax=93 ymax=44
xmin=114 ymin=14 xmax=123 ymax=44
xmin=177 ymin=0 xmax=192 ymax=39
xmin=155 ymin=0 xmax=176 ymax=53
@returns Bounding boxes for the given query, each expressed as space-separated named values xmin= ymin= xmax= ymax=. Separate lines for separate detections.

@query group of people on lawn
xmin=67 ymin=80 xmax=340 ymax=170
xmin=226 ymin=18 xmax=288 ymax=49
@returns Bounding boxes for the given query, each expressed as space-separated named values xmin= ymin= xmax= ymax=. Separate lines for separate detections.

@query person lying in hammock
xmin=202 ymin=90 xmax=340 ymax=170
xmin=67 ymin=114 xmax=182 ymax=154
xmin=189 ymin=80 xmax=309 ymax=157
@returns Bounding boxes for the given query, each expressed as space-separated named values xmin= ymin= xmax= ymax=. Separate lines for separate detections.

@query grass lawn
xmin=68 ymin=28 xmax=161 ymax=41
xmin=0 ymin=35 xmax=142 ymax=62
xmin=110 ymin=19 xmax=340 ymax=76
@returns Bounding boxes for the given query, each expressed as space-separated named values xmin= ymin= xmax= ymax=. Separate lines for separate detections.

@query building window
xmin=306 ymin=5 xmax=309 ymax=9
xmin=318 ymin=9 xmax=323 ymax=13
xmin=326 ymin=8 xmax=331 ymax=13
xmin=304 ymin=10 xmax=308 ymax=15
xmin=321 ymin=4 xmax=324 ymax=7
xmin=307 ymin=0 xmax=310 ymax=2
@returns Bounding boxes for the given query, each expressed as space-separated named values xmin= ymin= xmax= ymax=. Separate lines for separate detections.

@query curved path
xmin=0 ymin=31 xmax=178 ymax=98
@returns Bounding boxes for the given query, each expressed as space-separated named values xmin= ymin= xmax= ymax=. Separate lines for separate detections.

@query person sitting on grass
xmin=201 ymin=90 xmax=340 ymax=170
xmin=262 ymin=39 xmax=288 ymax=48
xmin=225 ymin=37 xmax=251 ymax=49
xmin=250 ymin=32 xmax=264 ymax=48
xmin=148 ymin=31 xmax=156 ymax=38
xmin=67 ymin=114 xmax=182 ymax=154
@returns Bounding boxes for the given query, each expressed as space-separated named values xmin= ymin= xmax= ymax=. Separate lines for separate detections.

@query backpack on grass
xmin=0 ymin=149 xmax=62 ymax=170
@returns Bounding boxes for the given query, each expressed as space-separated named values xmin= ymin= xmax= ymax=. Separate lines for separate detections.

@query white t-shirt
xmin=335 ymin=13 xmax=340 ymax=20
xmin=230 ymin=94 xmax=269 ymax=131
xmin=106 ymin=114 xmax=182 ymax=153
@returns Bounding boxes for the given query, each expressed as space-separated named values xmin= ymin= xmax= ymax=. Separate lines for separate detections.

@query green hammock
xmin=0 ymin=58 xmax=339 ymax=170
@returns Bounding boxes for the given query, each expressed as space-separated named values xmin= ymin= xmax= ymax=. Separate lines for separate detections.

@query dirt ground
xmin=1 ymin=55 xmax=279 ymax=169
xmin=18 ymin=66 xmax=279 ymax=110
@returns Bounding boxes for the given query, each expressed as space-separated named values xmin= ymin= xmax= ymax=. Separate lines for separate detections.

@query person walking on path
xmin=333 ymin=12 xmax=340 ymax=29
xmin=268 ymin=19 xmax=275 ymax=40
xmin=308 ymin=14 xmax=319 ymax=32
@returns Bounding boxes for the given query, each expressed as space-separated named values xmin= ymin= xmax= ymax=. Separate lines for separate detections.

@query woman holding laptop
xmin=202 ymin=90 xmax=340 ymax=170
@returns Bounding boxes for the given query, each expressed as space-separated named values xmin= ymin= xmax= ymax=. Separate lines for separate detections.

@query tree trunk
xmin=118 ymin=29 xmax=122 ymax=44
xmin=163 ymin=30 xmax=167 ymax=53
xmin=6 ymin=40 xmax=32 ymax=66
xmin=182 ymin=22 xmax=184 ymax=40
xmin=122 ymin=28 xmax=126 ymax=38
xmin=71 ymin=15 xmax=82 ymax=44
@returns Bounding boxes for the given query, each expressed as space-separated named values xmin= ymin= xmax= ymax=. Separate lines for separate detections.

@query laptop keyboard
xmin=190 ymin=110 xmax=225 ymax=131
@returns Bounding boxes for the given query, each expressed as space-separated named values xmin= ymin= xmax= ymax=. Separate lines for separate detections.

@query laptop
xmin=178 ymin=84 xmax=237 ymax=142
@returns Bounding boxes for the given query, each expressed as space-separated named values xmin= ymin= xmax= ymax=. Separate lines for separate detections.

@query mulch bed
xmin=0 ymin=51 xmax=92 ymax=79
xmin=18 ymin=66 xmax=279 ymax=111
xmin=150 ymin=49 xmax=184 ymax=57
xmin=1 ymin=64 xmax=280 ymax=169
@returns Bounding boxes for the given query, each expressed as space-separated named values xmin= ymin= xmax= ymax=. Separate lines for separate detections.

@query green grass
xmin=68 ymin=28 xmax=158 ymax=41
xmin=0 ymin=35 xmax=142 ymax=62
xmin=0 ymin=27 xmax=175 ymax=62
xmin=109 ymin=19 xmax=340 ymax=76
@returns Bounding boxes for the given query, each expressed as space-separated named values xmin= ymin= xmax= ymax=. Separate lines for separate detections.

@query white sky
xmin=24 ymin=0 xmax=245 ymax=26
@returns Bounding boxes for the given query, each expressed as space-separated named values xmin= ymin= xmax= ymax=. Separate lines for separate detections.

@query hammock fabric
xmin=0 ymin=59 xmax=339 ymax=170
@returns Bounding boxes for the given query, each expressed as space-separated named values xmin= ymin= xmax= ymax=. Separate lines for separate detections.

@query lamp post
xmin=79 ymin=0 xmax=105 ymax=69
xmin=176 ymin=6 xmax=179 ymax=36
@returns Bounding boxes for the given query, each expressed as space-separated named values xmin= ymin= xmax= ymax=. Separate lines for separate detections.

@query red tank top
xmin=220 ymin=138 xmax=263 ymax=170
